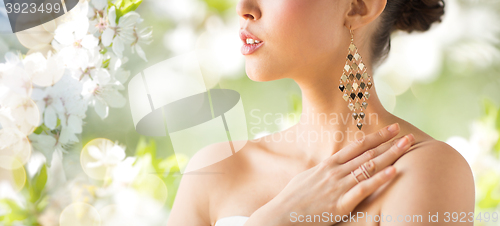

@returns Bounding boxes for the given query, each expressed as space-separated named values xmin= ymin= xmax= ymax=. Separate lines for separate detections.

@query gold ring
xmin=360 ymin=164 xmax=371 ymax=179
xmin=351 ymin=168 xmax=365 ymax=184
xmin=351 ymin=171 xmax=360 ymax=183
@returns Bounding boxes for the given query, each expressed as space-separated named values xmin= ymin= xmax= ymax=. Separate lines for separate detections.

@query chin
xmin=245 ymin=69 xmax=273 ymax=82
xmin=244 ymin=63 xmax=281 ymax=82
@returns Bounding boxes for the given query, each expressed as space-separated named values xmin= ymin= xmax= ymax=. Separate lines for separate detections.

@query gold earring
xmin=338 ymin=26 xmax=372 ymax=130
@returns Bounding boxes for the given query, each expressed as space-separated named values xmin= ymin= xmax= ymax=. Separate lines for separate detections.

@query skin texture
xmin=166 ymin=0 xmax=475 ymax=225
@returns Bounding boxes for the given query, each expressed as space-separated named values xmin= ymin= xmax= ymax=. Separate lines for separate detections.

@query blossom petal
xmin=112 ymin=38 xmax=124 ymax=58
xmin=81 ymin=80 xmax=98 ymax=99
xmin=81 ymin=35 xmax=99 ymax=50
xmin=113 ymin=68 xmax=130 ymax=84
xmin=102 ymin=89 xmax=126 ymax=108
xmin=134 ymin=44 xmax=147 ymax=62
xmin=31 ymin=88 xmax=47 ymax=101
xmin=118 ymin=12 xmax=140 ymax=28
xmin=74 ymin=16 xmax=90 ymax=40
xmin=108 ymin=6 xmax=117 ymax=27
xmin=28 ymin=133 xmax=57 ymax=166
xmin=4 ymin=52 xmax=21 ymax=64
xmin=44 ymin=107 xmax=57 ymax=130
xmin=112 ymin=157 xmax=140 ymax=184
xmin=94 ymin=98 xmax=109 ymax=119
xmin=91 ymin=0 xmax=107 ymax=10
xmin=101 ymin=28 xmax=115 ymax=47
xmin=59 ymin=126 xmax=79 ymax=144
xmin=107 ymin=144 xmax=126 ymax=163
xmin=53 ymin=23 xmax=75 ymax=46
xmin=32 ymin=53 xmax=65 ymax=87
xmin=87 ymin=145 xmax=104 ymax=159
xmin=91 ymin=68 xmax=111 ymax=85
xmin=67 ymin=115 xmax=82 ymax=134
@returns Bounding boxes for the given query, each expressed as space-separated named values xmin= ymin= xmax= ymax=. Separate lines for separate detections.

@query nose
xmin=236 ymin=0 xmax=261 ymax=21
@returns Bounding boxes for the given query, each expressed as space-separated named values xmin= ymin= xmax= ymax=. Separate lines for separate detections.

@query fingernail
xmin=397 ymin=135 xmax=409 ymax=149
xmin=408 ymin=133 xmax=415 ymax=143
xmin=387 ymin=123 xmax=399 ymax=133
xmin=385 ymin=166 xmax=395 ymax=175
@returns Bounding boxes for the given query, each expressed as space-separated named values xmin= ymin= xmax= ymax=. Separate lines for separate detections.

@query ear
xmin=344 ymin=0 xmax=387 ymax=30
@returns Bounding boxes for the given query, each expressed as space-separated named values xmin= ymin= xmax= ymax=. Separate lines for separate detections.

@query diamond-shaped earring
xmin=338 ymin=26 xmax=373 ymax=130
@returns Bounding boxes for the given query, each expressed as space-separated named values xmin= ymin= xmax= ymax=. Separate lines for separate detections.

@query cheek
xmin=244 ymin=0 xmax=344 ymax=81
xmin=267 ymin=0 xmax=342 ymax=69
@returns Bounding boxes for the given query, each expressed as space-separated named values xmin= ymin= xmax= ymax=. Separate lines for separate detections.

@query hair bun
xmin=393 ymin=0 xmax=445 ymax=33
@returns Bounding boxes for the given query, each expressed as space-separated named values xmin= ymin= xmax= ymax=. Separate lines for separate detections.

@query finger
xmin=341 ymin=134 xmax=411 ymax=174
xmin=341 ymin=134 xmax=415 ymax=188
xmin=369 ymin=133 xmax=415 ymax=174
xmin=340 ymin=166 xmax=396 ymax=213
xmin=345 ymin=159 xmax=376 ymax=186
xmin=334 ymin=123 xmax=400 ymax=164
xmin=365 ymin=134 xmax=407 ymax=158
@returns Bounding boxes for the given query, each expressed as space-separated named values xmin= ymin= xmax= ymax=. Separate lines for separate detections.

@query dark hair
xmin=371 ymin=0 xmax=445 ymax=66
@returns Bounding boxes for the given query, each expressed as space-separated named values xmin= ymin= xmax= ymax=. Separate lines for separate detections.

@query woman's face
xmin=236 ymin=0 xmax=349 ymax=82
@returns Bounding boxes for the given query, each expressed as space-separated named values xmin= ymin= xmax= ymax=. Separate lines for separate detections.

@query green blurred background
xmin=83 ymin=0 xmax=500 ymax=222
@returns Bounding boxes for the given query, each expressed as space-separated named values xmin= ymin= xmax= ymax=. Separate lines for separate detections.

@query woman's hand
xmin=244 ymin=123 xmax=416 ymax=226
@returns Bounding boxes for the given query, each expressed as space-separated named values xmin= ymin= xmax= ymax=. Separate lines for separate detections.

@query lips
xmin=239 ymin=29 xmax=263 ymax=44
xmin=239 ymin=29 xmax=264 ymax=55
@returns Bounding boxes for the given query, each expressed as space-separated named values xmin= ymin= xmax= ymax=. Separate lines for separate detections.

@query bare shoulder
xmin=395 ymin=139 xmax=473 ymax=173
xmin=394 ymin=139 xmax=474 ymax=184
xmin=178 ymin=139 xmax=257 ymax=197
xmin=385 ymin=117 xmax=474 ymax=193
xmin=167 ymin=139 xmax=259 ymax=225
xmin=376 ymin=139 xmax=475 ymax=225
xmin=184 ymin=139 xmax=253 ymax=173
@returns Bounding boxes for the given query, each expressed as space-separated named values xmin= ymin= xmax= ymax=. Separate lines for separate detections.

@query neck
xmin=286 ymin=66 xmax=393 ymax=166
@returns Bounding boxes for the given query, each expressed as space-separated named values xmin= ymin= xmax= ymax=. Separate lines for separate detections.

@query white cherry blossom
xmin=81 ymin=77 xmax=126 ymax=119
xmin=0 ymin=52 xmax=32 ymax=99
xmin=102 ymin=6 xmax=140 ymax=58
xmin=131 ymin=23 xmax=153 ymax=62
xmin=30 ymin=73 xmax=87 ymax=146
xmin=86 ymin=141 xmax=126 ymax=169
xmin=23 ymin=51 xmax=65 ymax=87
xmin=52 ymin=2 xmax=99 ymax=71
